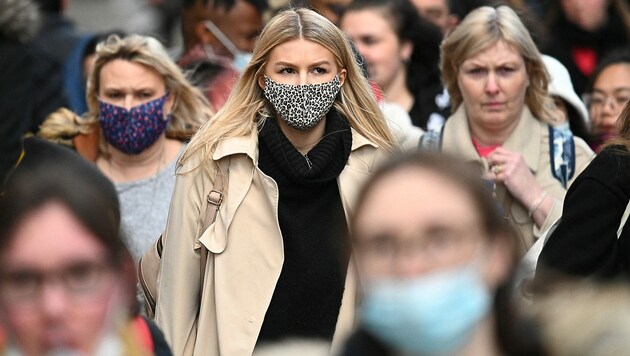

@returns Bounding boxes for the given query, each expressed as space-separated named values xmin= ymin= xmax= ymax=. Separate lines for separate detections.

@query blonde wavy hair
xmin=38 ymin=108 xmax=92 ymax=148
xmin=180 ymin=7 xmax=396 ymax=168
xmin=440 ymin=5 xmax=555 ymax=123
xmin=86 ymin=35 xmax=212 ymax=141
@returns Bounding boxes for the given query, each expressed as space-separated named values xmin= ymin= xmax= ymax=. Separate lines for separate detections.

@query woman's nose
xmin=394 ymin=250 xmax=433 ymax=278
xmin=298 ymin=73 xmax=310 ymax=85
xmin=123 ymin=95 xmax=136 ymax=110
xmin=484 ymin=73 xmax=499 ymax=94
xmin=39 ymin=283 xmax=69 ymax=319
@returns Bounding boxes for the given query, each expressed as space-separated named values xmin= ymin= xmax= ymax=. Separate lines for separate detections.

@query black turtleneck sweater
xmin=256 ymin=110 xmax=353 ymax=343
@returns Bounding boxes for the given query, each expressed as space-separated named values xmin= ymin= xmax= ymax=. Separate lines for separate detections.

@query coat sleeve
xmin=155 ymin=162 xmax=206 ymax=355
xmin=538 ymin=172 xmax=626 ymax=278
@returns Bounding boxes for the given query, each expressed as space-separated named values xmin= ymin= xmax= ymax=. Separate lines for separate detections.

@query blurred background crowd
xmin=2 ymin=0 xmax=630 ymax=354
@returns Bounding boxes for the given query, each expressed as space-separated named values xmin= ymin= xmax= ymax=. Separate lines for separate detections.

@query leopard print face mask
xmin=263 ymin=75 xmax=342 ymax=130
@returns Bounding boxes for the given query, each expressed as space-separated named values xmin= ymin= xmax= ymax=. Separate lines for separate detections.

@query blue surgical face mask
xmin=361 ymin=262 xmax=491 ymax=355
xmin=204 ymin=20 xmax=252 ymax=72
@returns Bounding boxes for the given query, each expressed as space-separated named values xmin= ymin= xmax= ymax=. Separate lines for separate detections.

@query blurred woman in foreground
xmin=344 ymin=152 xmax=543 ymax=355
xmin=0 ymin=137 xmax=171 ymax=355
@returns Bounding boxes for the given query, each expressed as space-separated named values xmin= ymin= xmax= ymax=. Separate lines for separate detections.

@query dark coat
xmin=0 ymin=40 xmax=67 ymax=184
xmin=539 ymin=145 xmax=630 ymax=278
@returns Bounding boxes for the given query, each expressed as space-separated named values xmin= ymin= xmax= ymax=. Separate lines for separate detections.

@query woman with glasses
xmin=583 ymin=49 xmax=630 ymax=152
xmin=343 ymin=152 xmax=543 ymax=355
xmin=0 ymin=137 xmax=171 ymax=355
xmin=538 ymin=101 xmax=630 ymax=280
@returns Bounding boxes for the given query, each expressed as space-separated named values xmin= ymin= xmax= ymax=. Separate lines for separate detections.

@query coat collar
xmin=442 ymin=105 xmax=543 ymax=172
xmin=212 ymin=121 xmax=378 ymax=162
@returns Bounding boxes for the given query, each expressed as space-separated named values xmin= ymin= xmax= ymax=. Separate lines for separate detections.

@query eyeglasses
xmin=584 ymin=91 xmax=630 ymax=110
xmin=353 ymin=227 xmax=481 ymax=265
xmin=0 ymin=259 xmax=115 ymax=307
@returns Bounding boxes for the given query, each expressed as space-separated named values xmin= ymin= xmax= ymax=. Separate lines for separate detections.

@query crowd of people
xmin=2 ymin=0 xmax=630 ymax=354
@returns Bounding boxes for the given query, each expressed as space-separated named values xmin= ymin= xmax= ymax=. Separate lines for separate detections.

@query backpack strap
xmin=418 ymin=125 xmax=444 ymax=152
xmin=548 ymin=125 xmax=576 ymax=188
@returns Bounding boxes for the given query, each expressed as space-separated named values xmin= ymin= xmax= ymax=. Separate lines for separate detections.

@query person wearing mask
xmin=85 ymin=34 xmax=211 ymax=262
xmin=436 ymin=5 xmax=593 ymax=253
xmin=179 ymin=0 xmax=268 ymax=111
xmin=0 ymin=137 xmax=171 ymax=355
xmin=343 ymin=152 xmax=543 ymax=355
xmin=154 ymin=8 xmax=397 ymax=355
xmin=340 ymin=0 xmax=449 ymax=131
xmin=583 ymin=49 xmax=630 ymax=152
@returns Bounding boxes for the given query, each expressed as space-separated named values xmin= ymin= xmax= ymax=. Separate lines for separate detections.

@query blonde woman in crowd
xmin=437 ymin=5 xmax=593 ymax=253
xmin=85 ymin=35 xmax=212 ymax=262
xmin=154 ymin=8 xmax=397 ymax=355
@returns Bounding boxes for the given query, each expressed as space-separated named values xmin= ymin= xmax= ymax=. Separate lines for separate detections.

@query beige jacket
xmin=441 ymin=106 xmax=594 ymax=251
xmin=155 ymin=128 xmax=388 ymax=356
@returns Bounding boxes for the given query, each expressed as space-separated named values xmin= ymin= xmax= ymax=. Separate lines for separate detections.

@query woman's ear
xmin=400 ymin=40 xmax=414 ymax=63
xmin=258 ymin=75 xmax=266 ymax=90
xmin=195 ymin=21 xmax=215 ymax=46
xmin=164 ymin=92 xmax=176 ymax=117
xmin=339 ymin=68 xmax=347 ymax=86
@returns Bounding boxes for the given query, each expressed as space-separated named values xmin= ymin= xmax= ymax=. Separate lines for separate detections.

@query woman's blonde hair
xmin=440 ymin=5 xmax=555 ymax=123
xmin=86 ymin=34 xmax=212 ymax=141
xmin=180 ymin=7 xmax=396 ymax=167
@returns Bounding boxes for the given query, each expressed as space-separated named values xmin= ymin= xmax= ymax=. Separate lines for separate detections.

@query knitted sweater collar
xmin=258 ymin=109 xmax=352 ymax=187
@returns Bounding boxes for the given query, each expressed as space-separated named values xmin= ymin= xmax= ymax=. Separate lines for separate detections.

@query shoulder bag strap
xmin=199 ymin=159 xmax=229 ymax=293
xmin=617 ymin=200 xmax=630 ymax=239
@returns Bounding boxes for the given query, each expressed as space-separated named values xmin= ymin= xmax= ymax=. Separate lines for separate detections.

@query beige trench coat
xmin=441 ymin=105 xmax=594 ymax=251
xmin=155 ymin=128 xmax=389 ymax=356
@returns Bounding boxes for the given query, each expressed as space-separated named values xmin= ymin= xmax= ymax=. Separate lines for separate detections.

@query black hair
xmin=32 ymin=0 xmax=62 ymax=13
xmin=342 ymin=0 xmax=442 ymax=96
xmin=182 ymin=0 xmax=269 ymax=13
xmin=586 ymin=47 xmax=630 ymax=94
xmin=564 ymin=103 xmax=592 ymax=143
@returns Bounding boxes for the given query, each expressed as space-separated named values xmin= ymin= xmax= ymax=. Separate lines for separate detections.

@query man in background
xmin=409 ymin=0 xmax=458 ymax=37
xmin=179 ymin=0 xmax=268 ymax=111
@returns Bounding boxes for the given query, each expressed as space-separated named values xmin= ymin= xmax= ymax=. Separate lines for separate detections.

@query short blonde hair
xmin=440 ymin=5 xmax=554 ymax=122
xmin=86 ymin=35 xmax=212 ymax=141
xmin=181 ymin=7 xmax=396 ymax=167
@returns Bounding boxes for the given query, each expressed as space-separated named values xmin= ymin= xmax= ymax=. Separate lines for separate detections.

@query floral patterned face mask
xmin=98 ymin=93 xmax=170 ymax=155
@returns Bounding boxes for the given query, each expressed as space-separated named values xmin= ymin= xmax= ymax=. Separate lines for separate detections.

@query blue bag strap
xmin=418 ymin=125 xmax=444 ymax=152
xmin=548 ymin=125 xmax=576 ymax=188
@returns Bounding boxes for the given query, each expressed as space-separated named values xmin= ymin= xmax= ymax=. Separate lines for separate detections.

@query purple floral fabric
xmin=99 ymin=93 xmax=170 ymax=155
